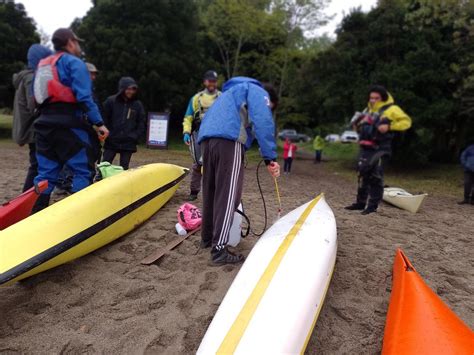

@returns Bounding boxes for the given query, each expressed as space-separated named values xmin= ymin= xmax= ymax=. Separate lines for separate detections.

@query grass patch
xmin=0 ymin=115 xmax=13 ymax=139
xmin=298 ymin=141 xmax=463 ymax=197
xmin=0 ymin=114 xmax=12 ymax=129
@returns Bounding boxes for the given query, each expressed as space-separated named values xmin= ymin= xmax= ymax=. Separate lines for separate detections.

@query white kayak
xmin=198 ymin=194 xmax=337 ymax=354
xmin=383 ymin=187 xmax=428 ymax=213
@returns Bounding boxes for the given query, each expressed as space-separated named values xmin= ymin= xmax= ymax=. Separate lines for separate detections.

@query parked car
xmin=340 ymin=130 xmax=359 ymax=143
xmin=325 ymin=134 xmax=340 ymax=142
xmin=277 ymin=129 xmax=311 ymax=142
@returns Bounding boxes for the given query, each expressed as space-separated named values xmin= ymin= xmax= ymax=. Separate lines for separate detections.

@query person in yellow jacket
xmin=345 ymin=85 xmax=411 ymax=214
xmin=313 ymin=133 xmax=325 ymax=163
xmin=183 ymin=70 xmax=221 ymax=201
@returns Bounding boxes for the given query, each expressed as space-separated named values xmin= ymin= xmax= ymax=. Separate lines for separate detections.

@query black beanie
xmin=369 ymin=85 xmax=389 ymax=101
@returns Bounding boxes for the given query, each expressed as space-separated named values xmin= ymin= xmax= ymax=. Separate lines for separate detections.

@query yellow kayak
xmin=0 ymin=163 xmax=187 ymax=286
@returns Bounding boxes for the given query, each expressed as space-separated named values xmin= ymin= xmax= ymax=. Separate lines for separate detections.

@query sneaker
xmin=200 ymin=239 xmax=211 ymax=249
xmin=344 ymin=203 xmax=365 ymax=210
xmin=361 ymin=207 xmax=377 ymax=215
xmin=457 ymin=200 xmax=469 ymax=205
xmin=211 ymin=247 xmax=245 ymax=265
xmin=187 ymin=193 xmax=198 ymax=201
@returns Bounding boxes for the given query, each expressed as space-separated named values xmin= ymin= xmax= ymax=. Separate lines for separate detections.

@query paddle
xmin=140 ymin=226 xmax=201 ymax=265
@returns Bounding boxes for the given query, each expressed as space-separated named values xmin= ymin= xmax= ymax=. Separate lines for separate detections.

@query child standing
xmin=283 ymin=138 xmax=297 ymax=175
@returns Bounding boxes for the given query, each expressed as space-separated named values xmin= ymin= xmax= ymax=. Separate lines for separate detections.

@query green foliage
xmin=0 ymin=3 xmax=39 ymax=107
xmin=76 ymin=0 xmax=205 ymax=131
xmin=295 ymin=0 xmax=474 ymax=163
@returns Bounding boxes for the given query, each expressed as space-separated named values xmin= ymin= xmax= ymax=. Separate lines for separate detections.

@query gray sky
xmin=19 ymin=0 xmax=378 ymax=38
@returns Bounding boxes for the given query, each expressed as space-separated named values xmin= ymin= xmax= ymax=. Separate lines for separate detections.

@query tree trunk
xmin=232 ymin=33 xmax=244 ymax=77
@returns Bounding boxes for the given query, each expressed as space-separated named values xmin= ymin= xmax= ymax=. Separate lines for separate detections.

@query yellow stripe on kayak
xmin=300 ymin=255 xmax=336 ymax=354
xmin=217 ymin=194 xmax=323 ymax=354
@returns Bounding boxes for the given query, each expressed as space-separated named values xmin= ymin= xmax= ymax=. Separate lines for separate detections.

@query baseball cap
xmin=52 ymin=28 xmax=84 ymax=49
xmin=86 ymin=62 xmax=99 ymax=73
xmin=203 ymin=70 xmax=218 ymax=81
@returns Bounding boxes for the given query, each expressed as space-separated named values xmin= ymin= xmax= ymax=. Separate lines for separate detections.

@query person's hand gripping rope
xmin=268 ymin=162 xmax=282 ymax=220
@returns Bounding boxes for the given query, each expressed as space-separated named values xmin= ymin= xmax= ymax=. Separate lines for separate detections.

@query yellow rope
xmin=274 ymin=177 xmax=282 ymax=217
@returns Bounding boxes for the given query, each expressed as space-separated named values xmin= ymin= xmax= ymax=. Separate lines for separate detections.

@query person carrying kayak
xmin=182 ymin=70 xmax=221 ymax=201
xmin=32 ymin=28 xmax=109 ymax=212
xmin=198 ymin=77 xmax=280 ymax=265
xmin=313 ymin=133 xmax=325 ymax=163
xmin=283 ymin=138 xmax=297 ymax=175
xmin=12 ymin=44 xmax=52 ymax=192
xmin=458 ymin=142 xmax=474 ymax=205
xmin=101 ymin=77 xmax=146 ymax=170
xmin=345 ymin=85 xmax=411 ymax=215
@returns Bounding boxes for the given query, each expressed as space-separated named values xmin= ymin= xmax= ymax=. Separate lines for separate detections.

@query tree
xmin=201 ymin=0 xmax=274 ymax=79
xmin=76 ymin=0 xmax=205 ymax=131
xmin=294 ymin=0 xmax=473 ymax=163
xmin=0 ymin=2 xmax=39 ymax=108
xmin=271 ymin=0 xmax=331 ymax=99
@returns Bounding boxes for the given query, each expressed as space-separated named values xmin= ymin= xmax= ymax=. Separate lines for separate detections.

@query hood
xmin=118 ymin=77 xmax=138 ymax=92
xmin=12 ymin=69 xmax=32 ymax=89
xmin=27 ymin=44 xmax=53 ymax=69
xmin=368 ymin=93 xmax=395 ymax=113
xmin=222 ymin=76 xmax=262 ymax=92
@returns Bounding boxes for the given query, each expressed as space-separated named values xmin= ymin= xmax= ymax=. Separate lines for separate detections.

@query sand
xmin=0 ymin=142 xmax=472 ymax=354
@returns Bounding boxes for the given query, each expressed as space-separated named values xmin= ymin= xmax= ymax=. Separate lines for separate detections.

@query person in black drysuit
xmin=345 ymin=85 xmax=411 ymax=214
xmin=459 ymin=142 xmax=474 ymax=205
xmin=101 ymin=77 xmax=146 ymax=170
xmin=12 ymin=44 xmax=52 ymax=192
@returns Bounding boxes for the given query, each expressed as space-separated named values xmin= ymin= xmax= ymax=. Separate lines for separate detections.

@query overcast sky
xmin=19 ymin=0 xmax=378 ymax=38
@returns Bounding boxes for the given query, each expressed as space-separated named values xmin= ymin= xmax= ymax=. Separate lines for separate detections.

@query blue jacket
xmin=197 ymin=77 xmax=277 ymax=161
xmin=55 ymin=52 xmax=103 ymax=125
xmin=460 ymin=144 xmax=474 ymax=172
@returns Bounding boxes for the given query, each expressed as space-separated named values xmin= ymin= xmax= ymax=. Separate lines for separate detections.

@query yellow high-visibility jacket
xmin=182 ymin=89 xmax=221 ymax=134
xmin=367 ymin=93 xmax=411 ymax=131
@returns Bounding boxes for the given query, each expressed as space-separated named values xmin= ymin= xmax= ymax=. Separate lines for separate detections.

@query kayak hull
xmin=0 ymin=164 xmax=187 ymax=286
xmin=198 ymin=194 xmax=337 ymax=354
xmin=382 ymin=249 xmax=474 ymax=355
xmin=383 ymin=187 xmax=427 ymax=213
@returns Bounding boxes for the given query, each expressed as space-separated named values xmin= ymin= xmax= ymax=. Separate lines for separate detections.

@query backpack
xmin=177 ymin=203 xmax=202 ymax=231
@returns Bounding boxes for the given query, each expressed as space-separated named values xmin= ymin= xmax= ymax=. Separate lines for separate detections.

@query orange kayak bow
xmin=382 ymin=249 xmax=473 ymax=354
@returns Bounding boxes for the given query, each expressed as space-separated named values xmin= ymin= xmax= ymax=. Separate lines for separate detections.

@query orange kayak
xmin=0 ymin=181 xmax=48 ymax=230
xmin=382 ymin=249 xmax=473 ymax=354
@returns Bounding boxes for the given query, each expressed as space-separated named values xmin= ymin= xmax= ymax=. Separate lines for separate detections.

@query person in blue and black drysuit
xmin=198 ymin=77 xmax=280 ymax=265
xmin=32 ymin=28 xmax=109 ymax=212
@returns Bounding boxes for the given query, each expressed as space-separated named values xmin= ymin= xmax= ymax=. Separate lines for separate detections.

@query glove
xmin=183 ymin=133 xmax=191 ymax=145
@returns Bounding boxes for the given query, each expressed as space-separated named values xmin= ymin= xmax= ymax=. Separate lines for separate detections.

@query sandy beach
xmin=0 ymin=142 xmax=472 ymax=354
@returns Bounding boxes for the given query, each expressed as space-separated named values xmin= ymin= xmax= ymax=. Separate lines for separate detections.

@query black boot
xmin=31 ymin=194 xmax=51 ymax=214
xmin=345 ymin=202 xmax=366 ymax=210
xmin=361 ymin=206 xmax=377 ymax=215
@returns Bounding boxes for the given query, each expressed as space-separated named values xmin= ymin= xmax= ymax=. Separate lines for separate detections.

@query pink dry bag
xmin=177 ymin=203 xmax=202 ymax=231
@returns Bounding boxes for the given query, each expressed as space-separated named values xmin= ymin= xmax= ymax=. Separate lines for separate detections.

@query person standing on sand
xmin=101 ymin=77 xmax=146 ymax=170
xmin=182 ymin=70 xmax=221 ymax=201
xmin=345 ymin=85 xmax=411 ymax=215
xmin=198 ymin=77 xmax=280 ymax=265
xmin=313 ymin=133 xmax=325 ymax=163
xmin=32 ymin=28 xmax=109 ymax=212
xmin=12 ymin=44 xmax=52 ymax=192
xmin=458 ymin=142 xmax=474 ymax=205
xmin=283 ymin=138 xmax=297 ymax=175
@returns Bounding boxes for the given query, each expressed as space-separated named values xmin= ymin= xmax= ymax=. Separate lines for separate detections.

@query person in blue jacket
xmin=459 ymin=142 xmax=474 ymax=205
xmin=198 ymin=77 xmax=280 ymax=265
xmin=32 ymin=28 xmax=109 ymax=212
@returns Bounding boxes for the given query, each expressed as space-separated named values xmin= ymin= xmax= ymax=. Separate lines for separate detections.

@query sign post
xmin=147 ymin=112 xmax=169 ymax=149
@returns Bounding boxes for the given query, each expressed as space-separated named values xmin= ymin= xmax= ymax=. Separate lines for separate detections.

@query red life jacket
xmin=34 ymin=52 xmax=77 ymax=105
